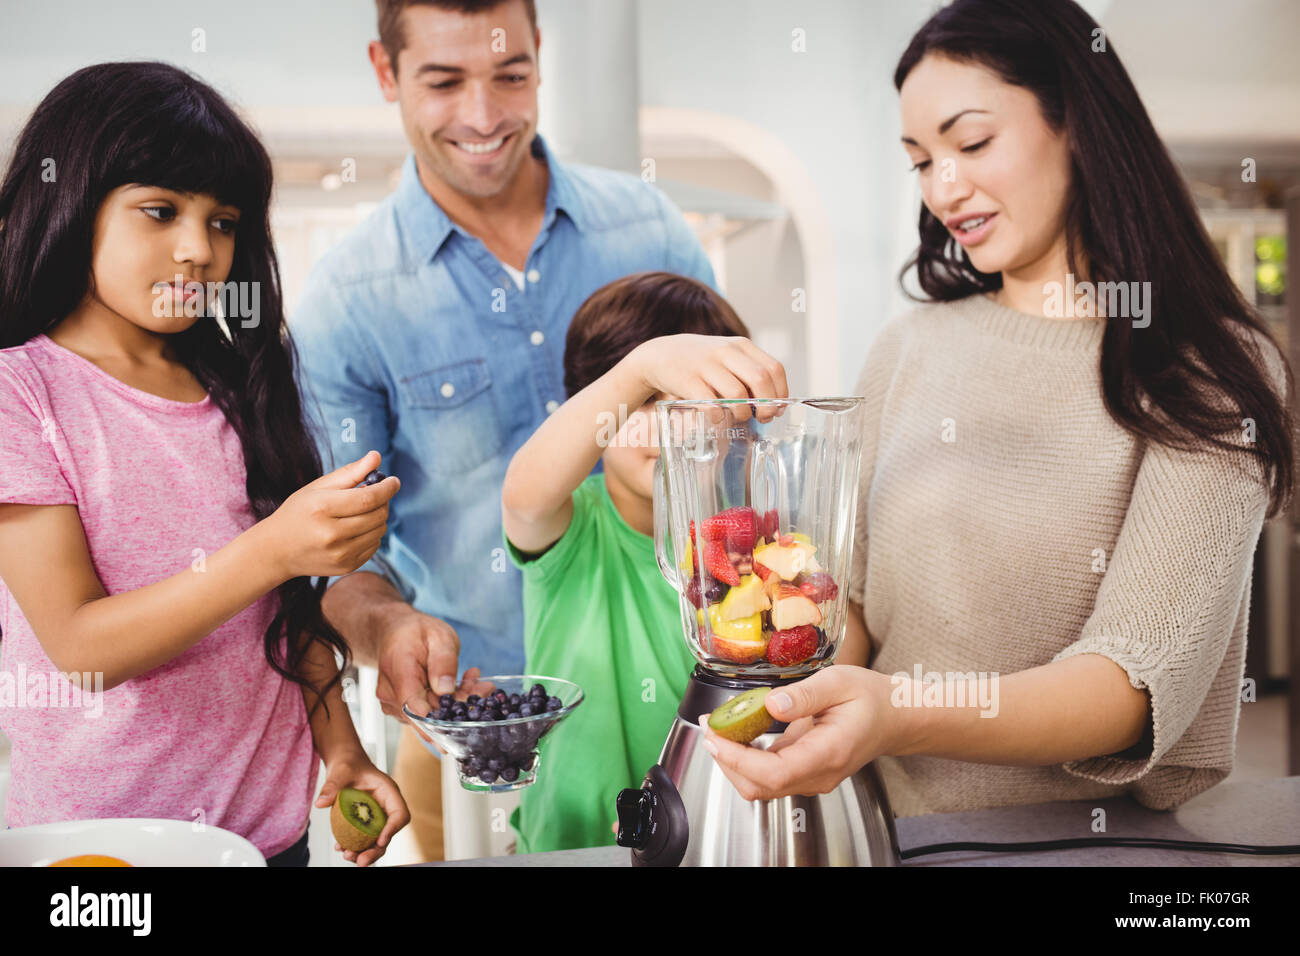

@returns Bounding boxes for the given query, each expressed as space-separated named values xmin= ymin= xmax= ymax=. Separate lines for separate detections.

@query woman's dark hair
xmin=0 ymin=61 xmax=348 ymax=716
xmin=895 ymin=0 xmax=1295 ymax=517
xmin=564 ymin=271 xmax=750 ymax=398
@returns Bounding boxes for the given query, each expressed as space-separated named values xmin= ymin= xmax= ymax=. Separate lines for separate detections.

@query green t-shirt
xmin=503 ymin=473 xmax=695 ymax=853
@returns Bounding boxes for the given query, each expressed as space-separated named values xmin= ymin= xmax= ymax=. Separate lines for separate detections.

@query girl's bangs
xmin=105 ymin=95 xmax=268 ymax=213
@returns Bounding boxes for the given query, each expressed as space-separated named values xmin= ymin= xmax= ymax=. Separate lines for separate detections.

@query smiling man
xmin=290 ymin=0 xmax=715 ymax=861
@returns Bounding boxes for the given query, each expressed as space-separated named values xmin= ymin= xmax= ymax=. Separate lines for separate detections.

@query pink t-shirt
xmin=0 ymin=334 xmax=317 ymax=858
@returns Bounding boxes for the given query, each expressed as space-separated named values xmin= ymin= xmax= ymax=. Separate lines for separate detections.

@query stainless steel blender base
xmin=617 ymin=669 xmax=902 ymax=866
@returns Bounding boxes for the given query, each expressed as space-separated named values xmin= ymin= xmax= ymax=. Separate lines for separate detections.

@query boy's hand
xmin=314 ymin=746 xmax=410 ymax=867
xmin=627 ymin=335 xmax=789 ymax=421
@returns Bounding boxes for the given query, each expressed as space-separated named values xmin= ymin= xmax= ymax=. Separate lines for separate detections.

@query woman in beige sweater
xmin=701 ymin=0 xmax=1294 ymax=817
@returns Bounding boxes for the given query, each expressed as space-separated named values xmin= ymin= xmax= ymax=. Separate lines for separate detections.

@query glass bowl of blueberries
xmin=403 ymin=676 xmax=583 ymax=793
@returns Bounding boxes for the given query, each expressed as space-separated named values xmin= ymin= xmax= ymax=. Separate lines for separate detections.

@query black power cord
xmin=901 ymin=836 xmax=1300 ymax=859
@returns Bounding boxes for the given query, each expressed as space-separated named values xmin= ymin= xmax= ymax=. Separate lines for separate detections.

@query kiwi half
xmin=331 ymin=788 xmax=386 ymax=853
xmin=708 ymin=687 xmax=774 ymax=744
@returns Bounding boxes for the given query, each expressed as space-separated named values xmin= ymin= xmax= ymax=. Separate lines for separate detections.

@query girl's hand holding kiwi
xmin=315 ymin=747 xmax=410 ymax=867
xmin=258 ymin=450 xmax=399 ymax=581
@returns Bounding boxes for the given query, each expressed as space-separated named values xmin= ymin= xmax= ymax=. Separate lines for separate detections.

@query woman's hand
xmin=314 ymin=746 xmax=410 ymax=867
xmin=259 ymin=449 xmax=399 ymax=581
xmin=626 ymin=334 xmax=789 ymax=421
xmin=697 ymin=665 xmax=907 ymax=800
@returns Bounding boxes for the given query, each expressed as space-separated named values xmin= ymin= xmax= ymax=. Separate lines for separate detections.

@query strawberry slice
xmin=757 ymin=508 xmax=779 ymax=541
xmin=700 ymin=507 xmax=757 ymax=551
xmin=767 ymin=624 xmax=819 ymax=667
xmin=703 ymin=539 xmax=741 ymax=586
xmin=753 ymin=561 xmax=773 ymax=582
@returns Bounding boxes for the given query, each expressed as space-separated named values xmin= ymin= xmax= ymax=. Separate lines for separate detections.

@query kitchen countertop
xmin=417 ymin=775 xmax=1300 ymax=867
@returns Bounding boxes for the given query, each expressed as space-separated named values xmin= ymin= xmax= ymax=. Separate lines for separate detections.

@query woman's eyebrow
xmin=901 ymin=108 xmax=992 ymax=145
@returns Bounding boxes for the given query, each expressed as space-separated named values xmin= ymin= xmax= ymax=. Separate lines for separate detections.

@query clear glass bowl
xmin=403 ymin=675 xmax=583 ymax=793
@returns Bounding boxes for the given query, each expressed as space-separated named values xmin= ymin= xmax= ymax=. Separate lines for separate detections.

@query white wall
xmin=637 ymin=0 xmax=930 ymax=392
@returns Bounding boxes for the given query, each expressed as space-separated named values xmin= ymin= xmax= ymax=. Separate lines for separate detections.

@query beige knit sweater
xmin=847 ymin=292 xmax=1283 ymax=818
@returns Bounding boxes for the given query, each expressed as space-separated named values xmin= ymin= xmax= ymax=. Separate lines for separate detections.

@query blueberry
xmin=530 ymin=683 xmax=547 ymax=698
xmin=465 ymin=757 xmax=482 ymax=775
xmin=467 ymin=694 xmax=481 ymax=705
xmin=487 ymin=757 xmax=503 ymax=772
xmin=507 ymin=711 xmax=521 ymax=721
xmin=517 ymin=754 xmax=535 ymax=771
xmin=439 ymin=694 xmax=454 ymax=708
xmin=479 ymin=769 xmax=499 ymax=784
xmin=493 ymin=690 xmax=508 ymax=704
xmin=467 ymin=706 xmax=482 ymax=721
xmin=546 ymin=696 xmax=562 ymax=712
xmin=509 ymin=694 xmax=522 ymax=708
xmin=434 ymin=707 xmax=450 ymax=721
xmin=500 ymin=766 xmax=519 ymax=783
xmin=358 ymin=469 xmax=387 ymax=487
xmin=519 ymin=702 xmax=535 ymax=717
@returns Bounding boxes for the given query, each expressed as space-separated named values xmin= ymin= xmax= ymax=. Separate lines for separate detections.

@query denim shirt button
xmin=526 ymin=268 xmax=541 ymax=283
xmin=440 ymin=382 xmax=455 ymax=398
xmin=530 ymin=330 xmax=545 ymax=346
xmin=545 ymin=399 xmax=559 ymax=414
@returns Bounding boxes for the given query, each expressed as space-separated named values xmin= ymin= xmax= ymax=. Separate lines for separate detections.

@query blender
xmin=614 ymin=397 xmax=901 ymax=866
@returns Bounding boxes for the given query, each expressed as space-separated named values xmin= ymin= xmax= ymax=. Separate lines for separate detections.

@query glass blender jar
xmin=616 ymin=397 xmax=901 ymax=866
xmin=653 ymin=397 xmax=866 ymax=678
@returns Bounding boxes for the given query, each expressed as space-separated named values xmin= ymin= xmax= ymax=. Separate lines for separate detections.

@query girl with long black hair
xmin=0 ymin=61 xmax=409 ymax=864
xmin=701 ymin=0 xmax=1295 ymax=817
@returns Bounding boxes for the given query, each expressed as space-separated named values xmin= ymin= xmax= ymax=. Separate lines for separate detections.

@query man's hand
xmin=372 ymin=605 xmax=481 ymax=721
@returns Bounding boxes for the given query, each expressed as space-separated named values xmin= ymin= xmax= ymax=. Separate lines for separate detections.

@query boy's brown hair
xmin=375 ymin=0 xmax=538 ymax=71
xmin=563 ymin=271 xmax=750 ymax=399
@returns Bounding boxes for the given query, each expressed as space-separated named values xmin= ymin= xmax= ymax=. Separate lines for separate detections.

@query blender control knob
xmin=615 ymin=787 xmax=653 ymax=849
xmin=615 ymin=765 xmax=689 ymax=866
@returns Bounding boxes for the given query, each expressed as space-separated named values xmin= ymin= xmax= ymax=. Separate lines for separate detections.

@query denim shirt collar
xmin=395 ymin=133 xmax=587 ymax=265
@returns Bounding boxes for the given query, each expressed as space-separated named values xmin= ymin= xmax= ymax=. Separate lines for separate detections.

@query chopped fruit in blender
xmin=778 ymin=531 xmax=812 ymax=546
xmin=680 ymin=536 xmax=694 ymax=573
xmin=718 ymin=574 xmax=771 ymax=620
xmin=731 ymin=550 xmax=754 ymax=576
xmin=752 ymin=538 xmax=817 ymax=581
xmin=684 ymin=575 xmax=706 ymax=609
xmin=698 ymin=605 xmax=767 ymax=663
xmin=753 ymin=560 xmax=773 ymax=582
xmin=708 ymin=687 xmax=773 ymax=744
xmin=703 ymin=538 xmax=741 ymax=586
xmin=701 ymin=506 xmax=757 ymax=550
xmin=771 ymin=581 xmax=824 ymax=630
xmin=767 ymin=624 xmax=820 ymax=667
xmin=757 ymin=508 xmax=779 ymax=541
xmin=796 ymin=571 xmax=839 ymax=603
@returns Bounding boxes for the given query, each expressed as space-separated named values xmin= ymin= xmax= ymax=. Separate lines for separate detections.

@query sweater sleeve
xmin=1050 ymin=337 xmax=1285 ymax=802
xmin=848 ymin=315 xmax=911 ymax=608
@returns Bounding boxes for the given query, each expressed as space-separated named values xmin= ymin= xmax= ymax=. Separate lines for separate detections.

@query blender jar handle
xmin=750 ymin=436 xmax=789 ymax=534
xmin=653 ymin=455 xmax=684 ymax=593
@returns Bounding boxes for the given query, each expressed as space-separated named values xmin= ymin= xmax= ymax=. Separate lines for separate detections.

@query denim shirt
xmin=291 ymin=135 xmax=715 ymax=677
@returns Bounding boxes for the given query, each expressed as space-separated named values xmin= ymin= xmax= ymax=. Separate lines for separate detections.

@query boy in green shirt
xmin=500 ymin=271 xmax=789 ymax=852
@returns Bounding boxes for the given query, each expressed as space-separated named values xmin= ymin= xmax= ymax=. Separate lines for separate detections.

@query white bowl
xmin=0 ymin=818 xmax=266 ymax=867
